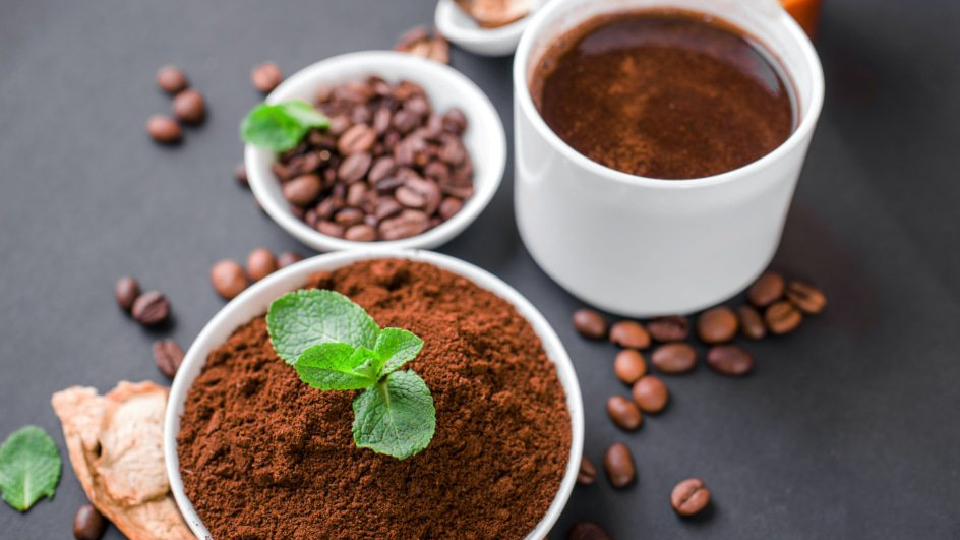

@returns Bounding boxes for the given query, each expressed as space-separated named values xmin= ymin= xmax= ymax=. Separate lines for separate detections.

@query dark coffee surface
xmin=2 ymin=1 xmax=960 ymax=539
xmin=536 ymin=11 xmax=794 ymax=179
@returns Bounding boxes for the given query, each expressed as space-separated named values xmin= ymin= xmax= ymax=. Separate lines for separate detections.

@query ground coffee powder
xmin=177 ymin=259 xmax=572 ymax=540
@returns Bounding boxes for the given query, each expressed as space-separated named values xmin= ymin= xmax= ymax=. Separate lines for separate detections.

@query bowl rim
xmin=164 ymin=249 xmax=585 ymax=540
xmin=246 ymin=51 xmax=506 ymax=252
xmin=434 ymin=0 xmax=546 ymax=43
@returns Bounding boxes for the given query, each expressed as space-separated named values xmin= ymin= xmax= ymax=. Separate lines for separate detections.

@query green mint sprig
xmin=266 ymin=289 xmax=435 ymax=460
xmin=240 ymin=101 xmax=329 ymax=152
xmin=0 ymin=426 xmax=62 ymax=511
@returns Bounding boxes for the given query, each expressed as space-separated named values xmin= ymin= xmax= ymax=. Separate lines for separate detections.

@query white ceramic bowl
xmin=246 ymin=52 xmax=506 ymax=252
xmin=164 ymin=249 xmax=584 ymax=540
xmin=435 ymin=0 xmax=548 ymax=56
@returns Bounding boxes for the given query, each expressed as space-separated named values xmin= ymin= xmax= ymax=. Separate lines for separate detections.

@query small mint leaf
xmin=374 ymin=328 xmax=424 ymax=376
xmin=281 ymin=101 xmax=330 ymax=127
xmin=352 ymin=370 xmax=435 ymax=460
xmin=295 ymin=343 xmax=379 ymax=390
xmin=267 ymin=289 xmax=380 ymax=365
xmin=240 ymin=101 xmax=329 ymax=151
xmin=0 ymin=426 xmax=62 ymax=511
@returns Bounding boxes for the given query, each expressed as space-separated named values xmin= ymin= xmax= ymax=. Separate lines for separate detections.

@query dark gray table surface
xmin=2 ymin=0 xmax=958 ymax=538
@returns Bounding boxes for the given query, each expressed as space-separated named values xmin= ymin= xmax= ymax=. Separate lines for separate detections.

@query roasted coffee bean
xmin=373 ymin=107 xmax=392 ymax=133
xmin=335 ymin=207 xmax=365 ymax=227
xmin=153 ymin=339 xmax=184 ymax=378
xmin=442 ymin=108 xmax=468 ymax=134
xmin=146 ymin=115 xmax=182 ymax=144
xmin=338 ymin=152 xmax=372 ymax=184
xmin=246 ymin=248 xmax=278 ymax=282
xmin=283 ymin=174 xmax=322 ymax=206
xmin=73 ymin=503 xmax=106 ymax=540
xmin=603 ymin=442 xmax=636 ymax=488
xmin=786 ymin=280 xmax=826 ymax=314
xmin=697 ymin=307 xmax=738 ymax=344
xmin=606 ymin=396 xmax=643 ymax=431
xmin=613 ymin=349 xmax=647 ymax=384
xmin=609 ymin=320 xmax=650 ymax=349
xmin=374 ymin=198 xmax=404 ymax=220
xmin=317 ymin=220 xmax=346 ymax=238
xmin=747 ymin=271 xmax=785 ymax=307
xmin=114 ymin=276 xmax=140 ymax=313
xmin=632 ymin=375 xmax=668 ymax=414
xmin=647 ymin=315 xmax=689 ymax=342
xmin=368 ymin=157 xmax=396 ymax=184
xmin=573 ymin=309 xmax=607 ymax=339
xmin=706 ymin=344 xmax=754 ymax=376
xmin=577 ymin=457 xmax=598 ymax=485
xmin=765 ymin=300 xmax=802 ymax=334
xmin=211 ymin=259 xmax=248 ymax=300
xmin=277 ymin=251 xmax=304 ymax=268
xmin=671 ymin=478 xmax=711 ymax=517
xmin=172 ymin=89 xmax=205 ymax=124
xmin=337 ymin=124 xmax=377 ymax=154
xmin=156 ymin=65 xmax=188 ymax=94
xmin=251 ymin=62 xmax=283 ymax=93
xmin=235 ymin=163 xmax=248 ymax=187
xmin=346 ymin=182 xmax=368 ymax=207
xmin=438 ymin=196 xmax=463 ymax=220
xmin=651 ymin=343 xmax=698 ymax=374
xmin=131 ymin=291 xmax=169 ymax=326
xmin=567 ymin=521 xmax=613 ymax=540
xmin=737 ymin=305 xmax=766 ymax=340
xmin=344 ymin=224 xmax=377 ymax=242
xmin=378 ymin=209 xmax=429 ymax=240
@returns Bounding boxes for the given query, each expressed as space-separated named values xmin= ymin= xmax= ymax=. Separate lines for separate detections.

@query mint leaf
xmin=267 ymin=289 xmax=380 ymax=364
xmin=352 ymin=370 xmax=436 ymax=460
xmin=374 ymin=328 xmax=424 ymax=376
xmin=240 ymin=101 xmax=329 ymax=151
xmin=0 ymin=426 xmax=62 ymax=511
xmin=295 ymin=343 xmax=380 ymax=390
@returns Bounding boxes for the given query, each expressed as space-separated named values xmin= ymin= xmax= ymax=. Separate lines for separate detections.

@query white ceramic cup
xmin=164 ymin=249 xmax=584 ymax=540
xmin=513 ymin=0 xmax=824 ymax=316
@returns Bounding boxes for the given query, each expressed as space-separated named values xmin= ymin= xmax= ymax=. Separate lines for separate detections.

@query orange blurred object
xmin=781 ymin=0 xmax=824 ymax=38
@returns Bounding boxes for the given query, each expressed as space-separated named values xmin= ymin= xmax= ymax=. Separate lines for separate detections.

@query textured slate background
xmin=1 ymin=0 xmax=958 ymax=538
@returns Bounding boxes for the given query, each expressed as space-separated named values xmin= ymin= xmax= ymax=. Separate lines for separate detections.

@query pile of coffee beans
xmin=394 ymin=26 xmax=450 ymax=64
xmin=147 ymin=66 xmax=206 ymax=144
xmin=272 ymin=77 xmax=474 ymax=242
xmin=211 ymin=248 xmax=304 ymax=300
xmin=114 ymin=277 xmax=170 ymax=327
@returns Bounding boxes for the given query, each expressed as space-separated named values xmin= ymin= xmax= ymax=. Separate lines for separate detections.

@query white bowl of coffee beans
xmin=245 ymin=51 xmax=506 ymax=252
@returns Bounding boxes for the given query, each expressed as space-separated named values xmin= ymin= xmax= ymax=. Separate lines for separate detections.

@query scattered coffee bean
xmin=573 ymin=309 xmax=607 ymax=339
xmin=211 ymin=259 xmax=248 ymax=300
xmin=747 ymin=271 xmax=785 ymax=307
xmin=765 ymin=300 xmax=802 ymax=334
xmin=577 ymin=457 xmax=598 ymax=485
xmin=646 ymin=315 xmax=688 ymax=342
xmin=606 ymin=396 xmax=643 ymax=431
xmin=613 ymin=349 xmax=647 ymax=384
xmin=696 ymin=306 xmax=738 ymax=344
xmin=73 ymin=503 xmax=106 ymax=540
xmin=156 ymin=65 xmax=188 ymax=94
xmin=246 ymin=248 xmax=278 ymax=282
xmin=706 ymin=344 xmax=754 ymax=376
xmin=785 ymin=280 xmax=826 ymax=314
xmin=114 ymin=276 xmax=140 ymax=313
xmin=131 ymin=291 xmax=169 ymax=326
xmin=671 ymin=478 xmax=711 ymax=517
xmin=283 ymin=174 xmax=323 ymax=206
xmin=153 ymin=339 xmax=184 ymax=378
xmin=651 ymin=343 xmax=698 ymax=374
xmin=394 ymin=26 xmax=450 ymax=64
xmin=277 ymin=251 xmax=305 ymax=268
xmin=567 ymin=521 xmax=614 ymax=540
xmin=609 ymin=320 xmax=650 ymax=349
xmin=736 ymin=304 xmax=766 ymax=340
xmin=146 ymin=115 xmax=182 ymax=144
xmin=632 ymin=375 xmax=669 ymax=413
xmin=172 ymin=89 xmax=205 ymax=124
xmin=235 ymin=163 xmax=249 ymax=187
xmin=251 ymin=62 xmax=283 ymax=93
xmin=603 ymin=442 xmax=636 ymax=488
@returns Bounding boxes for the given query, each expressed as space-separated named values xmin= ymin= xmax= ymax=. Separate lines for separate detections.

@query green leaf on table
xmin=240 ymin=100 xmax=329 ymax=152
xmin=0 ymin=426 xmax=62 ymax=511
xmin=267 ymin=289 xmax=380 ymax=365
xmin=295 ymin=343 xmax=381 ymax=390
xmin=373 ymin=327 xmax=424 ymax=375
xmin=352 ymin=370 xmax=436 ymax=460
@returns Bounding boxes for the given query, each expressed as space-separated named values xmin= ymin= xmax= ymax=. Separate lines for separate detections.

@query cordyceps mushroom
xmin=454 ymin=0 xmax=532 ymax=28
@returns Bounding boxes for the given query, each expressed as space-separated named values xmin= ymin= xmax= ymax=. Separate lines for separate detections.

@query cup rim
xmin=247 ymin=51 xmax=506 ymax=251
xmin=512 ymin=0 xmax=825 ymax=189
xmin=163 ymin=249 xmax=584 ymax=540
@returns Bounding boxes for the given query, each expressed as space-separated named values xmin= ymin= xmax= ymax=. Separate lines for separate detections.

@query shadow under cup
xmin=513 ymin=0 xmax=825 ymax=317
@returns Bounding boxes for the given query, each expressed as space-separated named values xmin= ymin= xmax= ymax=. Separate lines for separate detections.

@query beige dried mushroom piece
xmin=454 ymin=0 xmax=531 ymax=28
xmin=51 ymin=381 xmax=192 ymax=540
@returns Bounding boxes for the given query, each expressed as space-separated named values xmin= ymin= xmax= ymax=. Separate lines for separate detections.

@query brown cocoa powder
xmin=177 ymin=259 xmax=572 ymax=540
